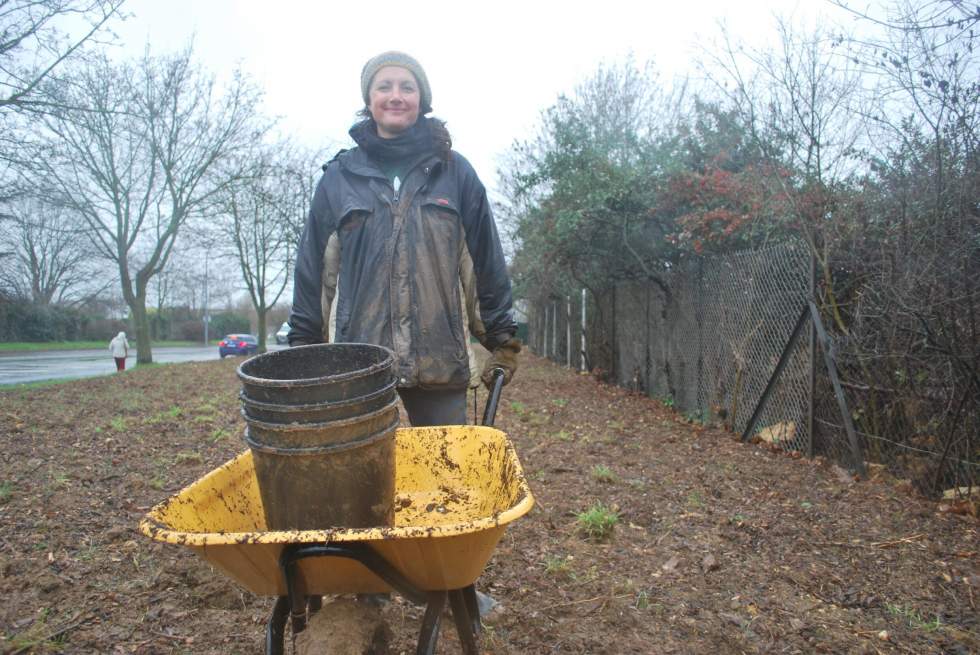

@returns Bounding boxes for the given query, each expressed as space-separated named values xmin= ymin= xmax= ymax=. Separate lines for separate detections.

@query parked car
xmin=275 ymin=321 xmax=290 ymax=345
xmin=218 ymin=334 xmax=258 ymax=358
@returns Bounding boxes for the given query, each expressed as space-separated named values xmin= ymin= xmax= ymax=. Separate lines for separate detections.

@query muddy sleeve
xmin=458 ymin=159 xmax=517 ymax=350
xmin=288 ymin=174 xmax=336 ymax=345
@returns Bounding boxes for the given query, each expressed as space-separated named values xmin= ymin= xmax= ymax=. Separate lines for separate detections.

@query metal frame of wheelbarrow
xmin=265 ymin=368 xmax=507 ymax=655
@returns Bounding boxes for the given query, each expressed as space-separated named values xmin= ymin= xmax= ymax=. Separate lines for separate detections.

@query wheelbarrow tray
xmin=139 ymin=426 xmax=533 ymax=596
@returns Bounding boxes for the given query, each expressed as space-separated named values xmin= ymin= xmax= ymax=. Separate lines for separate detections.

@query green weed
xmin=554 ymin=429 xmax=573 ymax=442
xmin=109 ymin=416 xmax=126 ymax=431
xmin=509 ymin=401 xmax=526 ymax=415
xmin=209 ymin=428 xmax=232 ymax=443
xmin=544 ymin=554 xmax=573 ymax=577
xmin=552 ymin=398 xmax=568 ymax=408
xmin=6 ymin=607 xmax=62 ymax=652
xmin=576 ymin=501 xmax=619 ymax=540
xmin=886 ymin=603 xmax=943 ymax=632
xmin=0 ymin=481 xmax=12 ymax=503
xmin=687 ymin=491 xmax=705 ymax=508
xmin=684 ymin=409 xmax=705 ymax=423
xmin=174 ymin=451 xmax=203 ymax=465
xmin=634 ymin=590 xmax=651 ymax=610
xmin=658 ymin=396 xmax=675 ymax=408
xmin=591 ymin=464 xmax=618 ymax=483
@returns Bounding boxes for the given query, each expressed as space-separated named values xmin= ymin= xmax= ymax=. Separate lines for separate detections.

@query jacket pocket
xmin=338 ymin=205 xmax=372 ymax=233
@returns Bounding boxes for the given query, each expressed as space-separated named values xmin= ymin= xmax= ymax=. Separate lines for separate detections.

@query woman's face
xmin=368 ymin=66 xmax=420 ymax=138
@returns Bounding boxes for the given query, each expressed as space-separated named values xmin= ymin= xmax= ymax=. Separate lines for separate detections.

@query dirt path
xmin=0 ymin=354 xmax=976 ymax=653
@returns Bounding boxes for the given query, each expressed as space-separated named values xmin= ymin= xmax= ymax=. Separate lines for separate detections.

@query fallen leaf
xmin=833 ymin=465 xmax=855 ymax=484
xmin=719 ymin=611 xmax=744 ymax=627
xmin=701 ymin=554 xmax=719 ymax=572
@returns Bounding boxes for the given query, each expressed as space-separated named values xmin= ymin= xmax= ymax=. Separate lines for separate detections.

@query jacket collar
xmin=338 ymin=147 xmax=442 ymax=183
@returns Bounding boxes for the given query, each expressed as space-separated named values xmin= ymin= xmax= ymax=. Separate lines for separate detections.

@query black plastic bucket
xmin=241 ymin=397 xmax=399 ymax=448
xmin=245 ymin=400 xmax=400 ymax=530
xmin=240 ymin=378 xmax=398 ymax=424
xmin=237 ymin=343 xmax=395 ymax=405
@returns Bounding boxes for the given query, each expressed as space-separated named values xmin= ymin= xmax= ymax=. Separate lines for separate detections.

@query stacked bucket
xmin=236 ymin=343 xmax=398 ymax=530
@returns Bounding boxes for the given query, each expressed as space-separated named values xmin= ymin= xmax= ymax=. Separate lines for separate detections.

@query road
xmin=0 ymin=344 xmax=286 ymax=386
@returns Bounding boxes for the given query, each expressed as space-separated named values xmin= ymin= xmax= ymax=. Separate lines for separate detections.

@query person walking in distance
xmin=109 ymin=331 xmax=129 ymax=372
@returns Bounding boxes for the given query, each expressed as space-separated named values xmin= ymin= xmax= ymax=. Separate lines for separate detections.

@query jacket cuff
xmin=482 ymin=330 xmax=517 ymax=351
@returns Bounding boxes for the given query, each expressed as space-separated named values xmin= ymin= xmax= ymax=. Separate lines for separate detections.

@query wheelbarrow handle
xmin=481 ymin=367 xmax=506 ymax=427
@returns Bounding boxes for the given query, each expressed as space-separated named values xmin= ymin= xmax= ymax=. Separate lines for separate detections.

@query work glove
xmin=481 ymin=337 xmax=522 ymax=388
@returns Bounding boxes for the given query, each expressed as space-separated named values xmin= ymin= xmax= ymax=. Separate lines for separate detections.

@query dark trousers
xmin=397 ymin=387 xmax=467 ymax=426
xmin=114 ymin=357 xmax=126 ymax=371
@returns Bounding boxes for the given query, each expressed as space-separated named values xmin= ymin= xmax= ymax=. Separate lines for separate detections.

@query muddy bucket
xmin=244 ymin=399 xmax=400 ymax=530
xmin=237 ymin=343 xmax=394 ymax=405
xmin=240 ymin=378 xmax=398 ymax=424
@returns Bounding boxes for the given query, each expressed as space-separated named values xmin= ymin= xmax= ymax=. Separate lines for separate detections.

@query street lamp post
xmin=203 ymin=250 xmax=210 ymax=345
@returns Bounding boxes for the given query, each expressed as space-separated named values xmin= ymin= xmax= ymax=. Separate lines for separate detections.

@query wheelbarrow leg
xmin=416 ymin=590 xmax=447 ymax=655
xmin=266 ymin=596 xmax=289 ymax=655
xmin=449 ymin=588 xmax=480 ymax=655
xmin=462 ymin=584 xmax=482 ymax=635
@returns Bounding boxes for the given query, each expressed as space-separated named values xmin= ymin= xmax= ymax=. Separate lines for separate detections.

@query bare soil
xmin=0 ymin=353 xmax=976 ymax=654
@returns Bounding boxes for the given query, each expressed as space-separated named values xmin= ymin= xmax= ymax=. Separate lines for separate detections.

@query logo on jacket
xmin=436 ymin=198 xmax=450 ymax=206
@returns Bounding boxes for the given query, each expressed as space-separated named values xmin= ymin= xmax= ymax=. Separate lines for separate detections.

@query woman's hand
xmin=481 ymin=338 xmax=522 ymax=388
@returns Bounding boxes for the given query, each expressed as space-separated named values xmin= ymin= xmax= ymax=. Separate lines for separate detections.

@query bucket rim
xmin=236 ymin=343 xmax=395 ymax=390
xmin=240 ymin=396 xmax=400 ymax=432
xmin=245 ymin=414 xmax=399 ymax=455
xmin=240 ymin=377 xmax=398 ymax=412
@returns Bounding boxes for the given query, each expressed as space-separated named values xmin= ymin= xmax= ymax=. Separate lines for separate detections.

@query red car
xmin=218 ymin=334 xmax=258 ymax=358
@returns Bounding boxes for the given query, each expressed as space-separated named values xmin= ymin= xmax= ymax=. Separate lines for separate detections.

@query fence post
xmin=552 ymin=300 xmax=558 ymax=362
xmin=581 ymin=288 xmax=587 ymax=371
xmin=566 ymin=296 xmax=571 ymax=368
xmin=809 ymin=301 xmax=867 ymax=479
xmin=807 ymin=253 xmax=816 ymax=458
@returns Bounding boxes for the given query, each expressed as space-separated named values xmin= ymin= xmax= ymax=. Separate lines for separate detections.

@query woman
xmin=289 ymin=51 xmax=520 ymax=426
xmin=108 ymin=331 xmax=129 ymax=372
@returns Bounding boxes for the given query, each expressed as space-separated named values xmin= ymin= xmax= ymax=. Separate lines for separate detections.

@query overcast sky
xmin=109 ymin=0 xmax=841 ymax=198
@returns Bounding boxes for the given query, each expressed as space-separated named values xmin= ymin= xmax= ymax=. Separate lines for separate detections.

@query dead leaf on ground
xmin=701 ymin=554 xmax=719 ymax=572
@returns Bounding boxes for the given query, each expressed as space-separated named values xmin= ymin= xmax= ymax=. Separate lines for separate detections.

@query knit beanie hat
xmin=360 ymin=51 xmax=432 ymax=114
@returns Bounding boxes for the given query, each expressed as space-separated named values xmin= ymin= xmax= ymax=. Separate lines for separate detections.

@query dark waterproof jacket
xmin=289 ymin=147 xmax=516 ymax=389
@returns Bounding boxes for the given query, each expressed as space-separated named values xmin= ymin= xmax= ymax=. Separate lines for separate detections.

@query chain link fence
xmin=525 ymin=240 xmax=978 ymax=498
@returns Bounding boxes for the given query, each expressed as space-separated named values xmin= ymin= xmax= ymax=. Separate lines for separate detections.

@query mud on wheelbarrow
xmin=139 ymin=376 xmax=534 ymax=654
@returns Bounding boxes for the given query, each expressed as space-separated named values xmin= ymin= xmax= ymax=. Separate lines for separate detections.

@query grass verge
xmin=0 ymin=340 xmax=215 ymax=352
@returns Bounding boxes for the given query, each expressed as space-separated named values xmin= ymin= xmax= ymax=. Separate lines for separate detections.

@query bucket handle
xmin=481 ymin=368 xmax=506 ymax=427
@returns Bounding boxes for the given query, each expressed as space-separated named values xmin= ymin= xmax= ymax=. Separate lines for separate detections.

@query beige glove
xmin=481 ymin=338 xmax=522 ymax=388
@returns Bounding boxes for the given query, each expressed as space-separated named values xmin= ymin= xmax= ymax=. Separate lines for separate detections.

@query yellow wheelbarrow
xmin=139 ymin=373 xmax=533 ymax=654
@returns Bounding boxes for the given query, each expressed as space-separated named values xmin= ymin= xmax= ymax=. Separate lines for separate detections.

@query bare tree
xmin=0 ymin=195 xmax=107 ymax=303
xmin=834 ymin=0 xmax=978 ymax=214
xmin=220 ymin=144 xmax=310 ymax=351
xmin=36 ymin=48 xmax=266 ymax=363
xmin=0 ymin=0 xmax=124 ymax=112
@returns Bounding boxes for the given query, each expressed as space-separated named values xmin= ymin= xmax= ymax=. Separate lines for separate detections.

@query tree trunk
xmin=256 ymin=305 xmax=267 ymax=353
xmin=131 ymin=297 xmax=153 ymax=364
